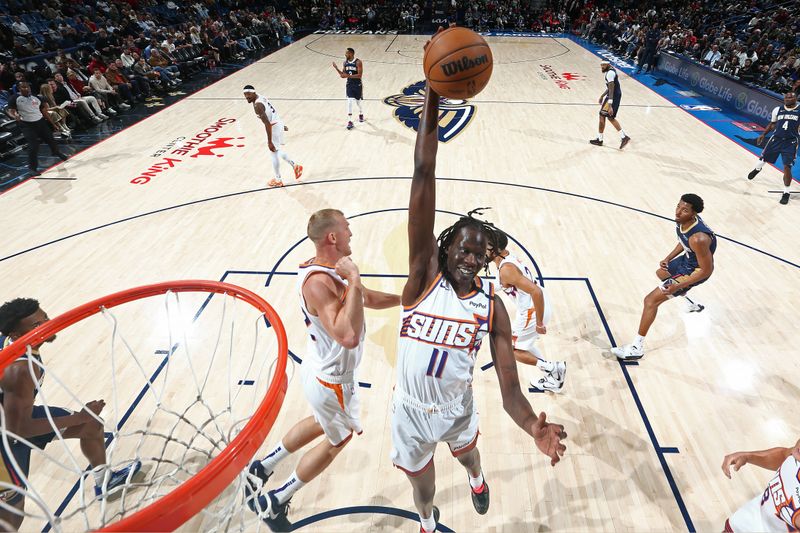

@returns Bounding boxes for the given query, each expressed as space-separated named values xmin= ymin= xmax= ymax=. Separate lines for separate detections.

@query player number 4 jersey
xmin=396 ymin=273 xmax=494 ymax=405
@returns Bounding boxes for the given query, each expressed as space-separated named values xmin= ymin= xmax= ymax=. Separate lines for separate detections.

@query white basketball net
xmin=0 ymin=289 xmax=287 ymax=531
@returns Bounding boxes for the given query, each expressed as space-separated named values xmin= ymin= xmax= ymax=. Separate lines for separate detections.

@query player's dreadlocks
xmin=436 ymin=207 xmax=497 ymax=285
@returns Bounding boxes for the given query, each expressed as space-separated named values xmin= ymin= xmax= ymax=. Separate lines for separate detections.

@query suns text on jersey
xmin=400 ymin=312 xmax=483 ymax=349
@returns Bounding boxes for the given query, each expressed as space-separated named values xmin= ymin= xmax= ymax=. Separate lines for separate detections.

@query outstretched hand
xmin=531 ymin=412 xmax=567 ymax=466
xmin=424 ymin=26 xmax=446 ymax=52
xmin=721 ymin=452 xmax=749 ymax=479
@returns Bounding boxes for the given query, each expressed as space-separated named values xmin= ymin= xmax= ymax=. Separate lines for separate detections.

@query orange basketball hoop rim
xmin=0 ymin=280 xmax=289 ymax=532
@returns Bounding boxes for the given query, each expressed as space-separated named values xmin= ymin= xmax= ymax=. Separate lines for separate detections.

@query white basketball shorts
xmin=301 ymin=366 xmax=362 ymax=447
xmin=390 ymin=388 xmax=479 ymax=475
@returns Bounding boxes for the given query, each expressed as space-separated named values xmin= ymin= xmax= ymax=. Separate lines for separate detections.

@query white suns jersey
xmin=494 ymin=253 xmax=536 ymax=315
xmin=298 ymin=259 xmax=364 ymax=377
xmin=255 ymin=94 xmax=281 ymax=124
xmin=397 ymin=273 xmax=494 ymax=405
xmin=730 ymin=455 xmax=800 ymax=532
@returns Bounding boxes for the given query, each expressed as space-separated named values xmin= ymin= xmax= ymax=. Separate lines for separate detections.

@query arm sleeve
xmin=771 ymin=106 xmax=779 ymax=123
xmin=605 ymin=70 xmax=617 ymax=83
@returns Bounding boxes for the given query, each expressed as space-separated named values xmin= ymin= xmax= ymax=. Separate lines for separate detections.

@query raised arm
xmin=721 ymin=446 xmax=792 ymax=478
xmin=490 ymin=295 xmax=566 ymax=465
xmin=403 ymin=40 xmax=442 ymax=306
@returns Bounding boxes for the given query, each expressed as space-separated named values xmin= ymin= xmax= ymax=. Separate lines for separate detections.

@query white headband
xmin=243 ymin=89 xmax=256 ymax=94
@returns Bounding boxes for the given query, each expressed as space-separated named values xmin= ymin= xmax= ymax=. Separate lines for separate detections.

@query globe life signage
xmin=657 ymin=51 xmax=780 ymax=120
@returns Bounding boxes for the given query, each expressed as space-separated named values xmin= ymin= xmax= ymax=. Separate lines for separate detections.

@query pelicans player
xmin=243 ymin=85 xmax=303 ymax=188
xmin=331 ymin=48 xmax=364 ymax=130
xmin=247 ymin=209 xmax=399 ymax=531
xmin=589 ymin=60 xmax=630 ymax=149
xmin=722 ymin=438 xmax=800 ymax=532
xmin=747 ymin=90 xmax=799 ymax=205
xmin=487 ymin=229 xmax=566 ymax=392
xmin=392 ymin=33 xmax=567 ymax=533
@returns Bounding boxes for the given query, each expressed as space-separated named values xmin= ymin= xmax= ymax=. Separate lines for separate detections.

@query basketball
xmin=423 ymin=27 xmax=493 ymax=99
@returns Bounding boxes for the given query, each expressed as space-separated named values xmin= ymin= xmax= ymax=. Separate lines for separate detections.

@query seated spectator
xmin=114 ymin=58 xmax=151 ymax=100
xmin=104 ymin=62 xmax=136 ymax=103
xmin=148 ymin=49 xmax=181 ymax=82
xmin=703 ymin=44 xmax=722 ymax=68
xmin=89 ymin=68 xmax=128 ymax=113
xmin=38 ymin=82 xmax=71 ymax=138
xmin=51 ymin=74 xmax=105 ymax=124
xmin=10 ymin=16 xmax=31 ymax=38
xmin=135 ymin=56 xmax=175 ymax=88
xmin=87 ymin=54 xmax=108 ymax=74
xmin=65 ymin=69 xmax=114 ymax=116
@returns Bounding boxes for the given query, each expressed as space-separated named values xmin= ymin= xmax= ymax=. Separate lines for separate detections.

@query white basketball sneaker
xmin=685 ymin=300 xmax=705 ymax=313
xmin=532 ymin=373 xmax=564 ymax=393
xmin=550 ymin=361 xmax=567 ymax=383
xmin=611 ymin=344 xmax=644 ymax=360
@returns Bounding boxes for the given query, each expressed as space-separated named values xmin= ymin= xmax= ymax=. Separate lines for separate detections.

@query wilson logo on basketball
xmin=383 ymin=80 xmax=475 ymax=143
xmin=131 ymin=118 xmax=244 ymax=184
xmin=440 ymin=54 xmax=490 ymax=77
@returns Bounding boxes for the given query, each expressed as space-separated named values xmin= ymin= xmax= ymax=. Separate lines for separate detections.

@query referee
xmin=6 ymin=81 xmax=68 ymax=175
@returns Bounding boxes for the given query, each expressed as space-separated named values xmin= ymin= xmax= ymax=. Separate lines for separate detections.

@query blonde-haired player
xmin=246 ymin=208 xmax=399 ymax=531
xmin=243 ymin=85 xmax=303 ymax=188
xmin=487 ymin=229 xmax=566 ymax=392
xmin=722 ymin=438 xmax=800 ymax=532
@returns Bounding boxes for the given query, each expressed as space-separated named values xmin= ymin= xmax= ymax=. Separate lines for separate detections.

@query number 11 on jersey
xmin=426 ymin=348 xmax=449 ymax=378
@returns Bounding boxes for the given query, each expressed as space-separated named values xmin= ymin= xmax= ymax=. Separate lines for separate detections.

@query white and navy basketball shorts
xmin=302 ymin=366 xmax=362 ymax=447
xmin=390 ymin=388 xmax=479 ymax=475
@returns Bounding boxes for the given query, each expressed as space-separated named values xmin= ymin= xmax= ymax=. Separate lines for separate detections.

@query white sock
xmin=755 ymin=159 xmax=765 ymax=171
xmin=469 ymin=471 xmax=485 ymax=490
xmin=537 ymin=359 xmax=555 ymax=373
xmin=785 ymin=185 xmax=791 ymax=194
xmin=270 ymin=151 xmax=281 ymax=180
xmin=632 ymin=334 xmax=645 ymax=349
xmin=420 ymin=514 xmax=436 ymax=532
xmin=277 ymin=150 xmax=294 ymax=167
xmin=619 ymin=129 xmax=627 ymax=138
xmin=272 ymin=470 xmax=305 ymax=505
xmin=356 ymin=99 xmax=363 ymax=113
xmin=598 ymin=133 xmax=604 ymax=141
xmin=347 ymin=97 xmax=353 ymax=115
xmin=92 ymin=465 xmax=109 ymax=486
xmin=260 ymin=441 xmax=290 ymax=473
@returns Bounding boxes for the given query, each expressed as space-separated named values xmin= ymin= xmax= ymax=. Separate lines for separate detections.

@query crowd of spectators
xmin=0 ymin=0 xmax=296 ymax=139
xmin=1 ymin=0 xmax=798 ymax=144
xmin=284 ymin=0 xmax=798 ymax=94
xmin=577 ymin=0 xmax=800 ymax=94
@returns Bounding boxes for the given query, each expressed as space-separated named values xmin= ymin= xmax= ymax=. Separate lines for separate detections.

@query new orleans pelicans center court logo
xmin=383 ymin=80 xmax=475 ymax=143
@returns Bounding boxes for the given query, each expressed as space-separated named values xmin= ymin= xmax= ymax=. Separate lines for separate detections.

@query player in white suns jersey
xmin=243 ymin=85 xmax=303 ymax=188
xmin=722 ymin=438 xmax=800 ymax=532
xmin=486 ymin=229 xmax=566 ymax=392
xmin=392 ymin=30 xmax=567 ymax=533
xmin=246 ymin=209 xmax=399 ymax=531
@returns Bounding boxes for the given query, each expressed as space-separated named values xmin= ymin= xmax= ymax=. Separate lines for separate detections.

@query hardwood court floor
xmin=1 ymin=34 xmax=798 ymax=532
